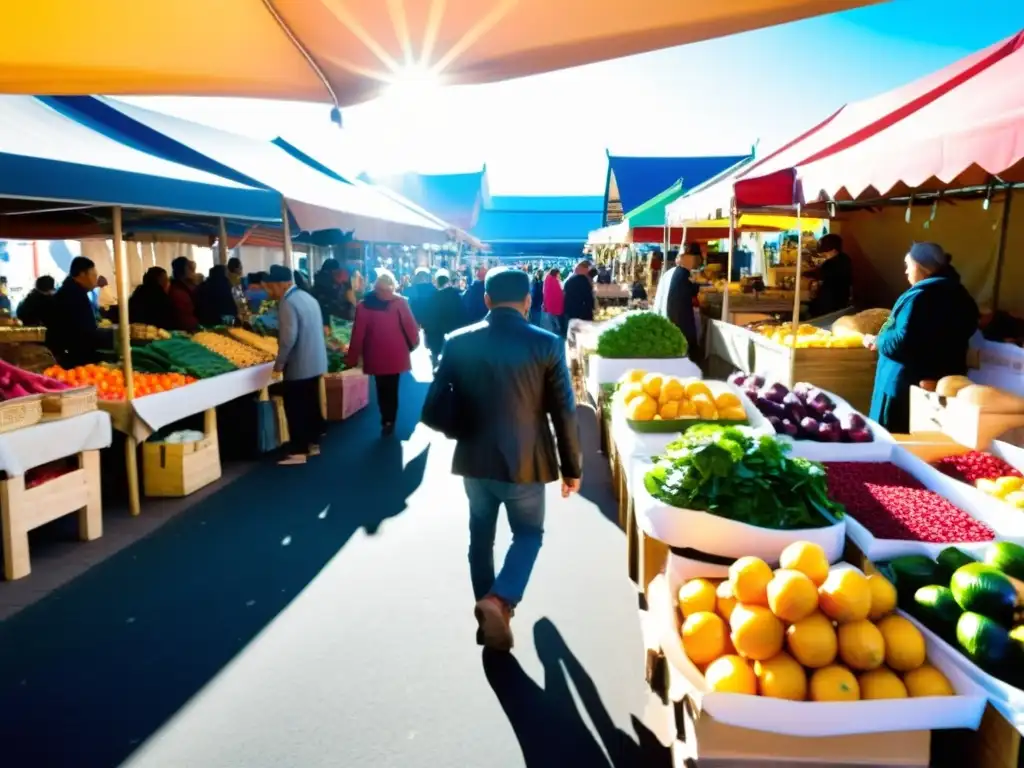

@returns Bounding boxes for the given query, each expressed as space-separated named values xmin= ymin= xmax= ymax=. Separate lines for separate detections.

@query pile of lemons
xmin=756 ymin=323 xmax=864 ymax=349
xmin=619 ymin=370 xmax=747 ymax=422
xmin=676 ymin=541 xmax=955 ymax=701
xmin=976 ymin=476 xmax=1024 ymax=509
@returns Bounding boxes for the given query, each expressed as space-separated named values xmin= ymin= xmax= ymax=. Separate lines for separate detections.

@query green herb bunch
xmin=644 ymin=426 xmax=845 ymax=530
xmin=595 ymin=312 xmax=687 ymax=359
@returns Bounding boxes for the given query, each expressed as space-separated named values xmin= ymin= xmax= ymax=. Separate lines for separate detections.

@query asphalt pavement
xmin=0 ymin=360 xmax=668 ymax=768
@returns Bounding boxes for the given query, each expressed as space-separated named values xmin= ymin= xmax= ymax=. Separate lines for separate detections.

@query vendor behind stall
xmin=168 ymin=256 xmax=200 ymax=332
xmin=17 ymin=276 xmax=56 ymax=327
xmin=865 ymin=243 xmax=978 ymax=433
xmin=807 ymin=233 xmax=853 ymax=317
xmin=46 ymin=256 xmax=107 ymax=368
xmin=128 ymin=267 xmax=175 ymax=329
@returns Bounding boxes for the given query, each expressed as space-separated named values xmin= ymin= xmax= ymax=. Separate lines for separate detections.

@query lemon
xmin=810 ymin=665 xmax=860 ymax=702
xmin=682 ymin=611 xmax=728 ymax=666
xmin=786 ymin=611 xmax=838 ymax=668
xmin=837 ymin=620 xmax=885 ymax=671
xmin=766 ymin=569 xmax=819 ymax=622
xmin=818 ymin=568 xmax=872 ymax=624
xmin=704 ymin=655 xmax=757 ymax=694
xmin=729 ymin=557 xmax=773 ymax=606
xmin=779 ymin=541 xmax=830 ymax=587
xmin=678 ymin=579 xmax=718 ymax=618
xmin=866 ymin=573 xmax=898 ymax=620
xmin=996 ymin=476 xmax=1024 ymax=495
xmin=754 ymin=652 xmax=808 ymax=701
xmin=859 ymin=668 xmax=908 ymax=700
xmin=904 ymin=665 xmax=954 ymax=697
xmin=877 ymin=615 xmax=926 ymax=672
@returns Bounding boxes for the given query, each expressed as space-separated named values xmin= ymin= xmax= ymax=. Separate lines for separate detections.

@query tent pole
xmin=217 ymin=218 xmax=229 ymax=266
xmin=723 ymin=206 xmax=734 ymax=324
xmin=281 ymin=199 xmax=294 ymax=271
xmin=790 ymin=204 xmax=803 ymax=387
xmin=992 ymin=187 xmax=1014 ymax=312
xmin=113 ymin=206 xmax=140 ymax=516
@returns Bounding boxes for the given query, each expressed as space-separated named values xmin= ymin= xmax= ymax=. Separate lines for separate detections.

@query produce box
xmin=142 ymin=432 xmax=221 ymax=497
xmin=41 ymin=386 xmax=97 ymax=419
xmin=0 ymin=394 xmax=43 ymax=434
xmin=910 ymin=385 xmax=1024 ymax=450
xmin=587 ymin=354 xmax=700 ymax=388
xmin=632 ymin=428 xmax=847 ymax=563
xmin=824 ymin=445 xmax=1024 ymax=562
xmin=652 ymin=563 xmax=987 ymax=739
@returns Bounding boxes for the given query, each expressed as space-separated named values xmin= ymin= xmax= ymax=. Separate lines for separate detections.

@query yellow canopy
xmin=677 ymin=215 xmax=828 ymax=232
xmin=0 ymin=0 xmax=881 ymax=106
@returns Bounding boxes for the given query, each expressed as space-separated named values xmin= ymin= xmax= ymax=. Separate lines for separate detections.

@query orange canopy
xmin=0 ymin=0 xmax=881 ymax=107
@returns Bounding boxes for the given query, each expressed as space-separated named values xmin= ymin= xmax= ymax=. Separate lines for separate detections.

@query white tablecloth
xmin=0 ymin=410 xmax=112 ymax=476
xmin=130 ymin=364 xmax=274 ymax=441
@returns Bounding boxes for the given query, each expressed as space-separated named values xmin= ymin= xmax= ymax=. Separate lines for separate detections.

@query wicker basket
xmin=0 ymin=395 xmax=43 ymax=434
xmin=41 ymin=386 xmax=98 ymax=419
xmin=0 ymin=327 xmax=46 ymax=343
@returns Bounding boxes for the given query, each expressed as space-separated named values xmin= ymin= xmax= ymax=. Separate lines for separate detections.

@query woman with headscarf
xmin=128 ymin=266 xmax=176 ymax=329
xmin=313 ymin=258 xmax=356 ymax=323
xmin=195 ymin=264 xmax=239 ymax=327
xmin=865 ymin=242 xmax=979 ymax=433
xmin=346 ymin=270 xmax=420 ymax=437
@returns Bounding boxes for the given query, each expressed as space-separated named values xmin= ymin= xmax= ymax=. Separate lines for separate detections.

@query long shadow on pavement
xmin=0 ymin=374 xmax=429 ymax=768
xmin=575 ymin=405 xmax=619 ymax=525
xmin=483 ymin=618 xmax=668 ymax=768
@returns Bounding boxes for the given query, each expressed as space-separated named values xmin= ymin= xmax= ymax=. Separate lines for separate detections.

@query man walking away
xmin=424 ymin=270 xmax=464 ymax=364
xmin=265 ymin=265 xmax=328 ymax=465
xmin=562 ymin=260 xmax=596 ymax=332
xmin=422 ymin=267 xmax=583 ymax=651
xmin=462 ymin=266 xmax=489 ymax=325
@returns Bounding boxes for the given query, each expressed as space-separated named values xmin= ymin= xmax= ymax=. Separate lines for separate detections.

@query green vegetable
xmin=950 ymin=563 xmax=1017 ymax=627
xmin=983 ymin=541 xmax=1024 ymax=581
xmin=886 ymin=555 xmax=941 ymax=603
xmin=643 ymin=426 xmax=844 ymax=530
xmin=912 ymin=585 xmax=962 ymax=642
xmin=936 ymin=546 xmax=977 ymax=581
xmin=595 ymin=312 xmax=687 ymax=359
xmin=957 ymin=611 xmax=1011 ymax=673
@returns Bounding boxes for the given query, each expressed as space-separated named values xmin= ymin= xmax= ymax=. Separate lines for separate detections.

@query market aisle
xmin=0 ymin=363 xmax=667 ymax=768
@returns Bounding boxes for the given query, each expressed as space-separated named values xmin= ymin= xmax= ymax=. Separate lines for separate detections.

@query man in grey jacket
xmin=265 ymin=265 xmax=328 ymax=466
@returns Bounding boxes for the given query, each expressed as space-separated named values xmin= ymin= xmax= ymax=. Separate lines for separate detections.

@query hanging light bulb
xmin=905 ymin=195 xmax=914 ymax=224
xmin=828 ymin=201 xmax=837 ymax=218
xmin=983 ymin=184 xmax=993 ymax=211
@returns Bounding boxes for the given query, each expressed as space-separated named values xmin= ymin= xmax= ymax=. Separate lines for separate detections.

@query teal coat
xmin=869 ymin=267 xmax=978 ymax=432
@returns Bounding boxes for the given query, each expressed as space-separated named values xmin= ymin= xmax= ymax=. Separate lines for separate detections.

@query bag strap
xmin=395 ymin=300 xmax=415 ymax=350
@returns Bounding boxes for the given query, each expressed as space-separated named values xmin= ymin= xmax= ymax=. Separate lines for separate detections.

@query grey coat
xmin=275 ymin=286 xmax=328 ymax=381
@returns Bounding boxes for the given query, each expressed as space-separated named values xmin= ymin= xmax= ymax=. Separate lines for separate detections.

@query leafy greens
xmin=595 ymin=312 xmax=687 ymax=359
xmin=644 ymin=426 xmax=845 ymax=530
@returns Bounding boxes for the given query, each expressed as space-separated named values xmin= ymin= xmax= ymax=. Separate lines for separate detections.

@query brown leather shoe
xmin=474 ymin=595 xmax=513 ymax=651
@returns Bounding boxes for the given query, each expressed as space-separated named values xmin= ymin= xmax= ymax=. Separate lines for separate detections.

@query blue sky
xmin=130 ymin=0 xmax=1024 ymax=196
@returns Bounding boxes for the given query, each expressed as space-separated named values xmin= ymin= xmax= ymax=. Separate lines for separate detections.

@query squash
xmin=935 ymin=375 xmax=973 ymax=397
xmin=950 ymin=563 xmax=1018 ymax=627
xmin=955 ymin=384 xmax=1024 ymax=414
xmin=957 ymin=611 xmax=1011 ymax=674
xmin=983 ymin=541 xmax=1024 ymax=582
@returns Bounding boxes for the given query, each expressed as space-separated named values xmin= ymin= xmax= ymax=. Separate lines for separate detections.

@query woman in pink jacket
xmin=542 ymin=267 xmax=565 ymax=336
xmin=346 ymin=270 xmax=420 ymax=436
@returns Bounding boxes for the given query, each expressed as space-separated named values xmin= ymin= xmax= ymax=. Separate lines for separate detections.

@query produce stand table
xmin=0 ymin=411 xmax=112 ymax=579
xmin=99 ymin=364 xmax=274 ymax=515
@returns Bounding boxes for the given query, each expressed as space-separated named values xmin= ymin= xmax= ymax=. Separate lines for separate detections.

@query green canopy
xmin=623 ymin=179 xmax=686 ymax=228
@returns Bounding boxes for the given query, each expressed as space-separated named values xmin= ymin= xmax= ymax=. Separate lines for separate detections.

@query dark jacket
xmin=17 ymin=290 xmax=54 ymax=327
xmin=313 ymin=271 xmax=355 ymax=323
xmin=46 ymin=277 xmax=104 ymax=368
xmin=405 ymin=281 xmax=437 ymax=328
xmin=462 ymin=279 xmax=488 ymax=325
xmin=168 ymin=279 xmax=199 ymax=332
xmin=808 ymin=252 xmax=853 ymax=318
xmin=425 ymin=286 xmax=465 ymax=353
xmin=422 ymin=307 xmax=582 ymax=484
xmin=128 ymin=283 xmax=176 ymax=330
xmin=195 ymin=275 xmax=238 ymax=327
xmin=562 ymin=273 xmax=595 ymax=322
xmin=530 ymin=277 xmax=545 ymax=316
xmin=869 ymin=266 xmax=978 ymax=432
xmin=666 ymin=266 xmax=699 ymax=354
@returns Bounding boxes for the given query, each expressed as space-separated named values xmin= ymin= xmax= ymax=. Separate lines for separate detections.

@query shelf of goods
xmin=0 ymin=362 xmax=111 ymax=580
xmin=643 ymin=551 xmax=986 ymax=766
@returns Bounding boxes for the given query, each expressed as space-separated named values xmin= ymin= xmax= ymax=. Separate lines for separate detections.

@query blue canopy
xmin=474 ymin=196 xmax=603 ymax=245
xmin=0 ymin=96 xmax=280 ymax=221
xmin=46 ymin=96 xmax=447 ymax=245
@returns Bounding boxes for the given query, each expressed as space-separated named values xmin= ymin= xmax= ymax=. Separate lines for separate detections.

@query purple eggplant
xmin=793 ymin=381 xmax=814 ymax=399
xmin=807 ymin=389 xmax=835 ymax=412
xmin=748 ymin=373 xmax=766 ymax=388
xmin=818 ymin=422 xmax=842 ymax=442
xmin=761 ymin=383 xmax=789 ymax=404
xmin=799 ymin=417 xmax=820 ymax=436
xmin=782 ymin=392 xmax=807 ymax=422
xmin=767 ymin=415 xmax=783 ymax=433
xmin=779 ymin=419 xmax=799 ymax=437
xmin=821 ymin=410 xmax=839 ymax=425
xmin=728 ymin=372 xmax=748 ymax=388
xmin=758 ymin=398 xmax=787 ymax=420
xmin=846 ymin=412 xmax=867 ymax=430
xmin=847 ymin=427 xmax=873 ymax=443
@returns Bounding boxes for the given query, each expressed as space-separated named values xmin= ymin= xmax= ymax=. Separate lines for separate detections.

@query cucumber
xmin=984 ymin=541 xmax=1024 ymax=582
xmin=950 ymin=563 xmax=1018 ymax=627
xmin=887 ymin=554 xmax=941 ymax=603
xmin=957 ymin=611 xmax=1011 ymax=675
xmin=913 ymin=585 xmax=962 ymax=641
xmin=937 ymin=546 xmax=977 ymax=581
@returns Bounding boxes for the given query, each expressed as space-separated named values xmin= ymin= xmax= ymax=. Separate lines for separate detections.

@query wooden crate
xmin=909 ymin=386 xmax=1024 ymax=450
xmin=142 ymin=432 xmax=221 ymax=497
xmin=751 ymin=336 xmax=878 ymax=414
xmin=1 ymin=450 xmax=102 ymax=580
xmin=892 ymin=431 xmax=972 ymax=463
xmin=41 ymin=386 xmax=98 ymax=419
xmin=643 ymin=575 xmax=931 ymax=768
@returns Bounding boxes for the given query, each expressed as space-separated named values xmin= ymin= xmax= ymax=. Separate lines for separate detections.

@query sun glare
xmin=384 ymin=64 xmax=442 ymax=110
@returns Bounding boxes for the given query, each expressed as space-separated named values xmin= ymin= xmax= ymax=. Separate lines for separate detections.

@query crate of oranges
xmin=616 ymin=371 xmax=769 ymax=433
xmin=43 ymin=365 xmax=196 ymax=401
xmin=653 ymin=540 xmax=987 ymax=737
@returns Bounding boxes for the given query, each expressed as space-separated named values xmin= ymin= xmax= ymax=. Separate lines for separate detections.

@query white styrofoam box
xmin=587 ymin=354 xmax=701 ymax=388
xmin=609 ymin=380 xmax=773 ymax=459
xmin=904 ymin=613 xmax=1024 ymax=735
xmin=653 ymin=565 xmax=987 ymax=737
xmin=969 ymin=333 xmax=1024 ymax=397
xmin=831 ymin=444 xmax=1024 ymax=562
xmin=782 ymin=388 xmax=896 ymax=462
xmin=632 ymin=457 xmax=846 ymax=562
xmin=667 ymin=551 xmax=731 ymax=582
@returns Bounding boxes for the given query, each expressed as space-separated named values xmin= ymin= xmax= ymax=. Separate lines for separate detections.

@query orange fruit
xmin=678 ymin=579 xmax=719 ymax=619
xmin=867 ymin=573 xmax=898 ymax=620
xmin=704 ymin=655 xmax=757 ymax=694
xmin=779 ymin=541 xmax=830 ymax=586
xmin=818 ymin=568 xmax=872 ymax=624
xmin=730 ymin=604 xmax=785 ymax=661
xmin=837 ymin=620 xmax=885 ymax=671
xmin=682 ymin=611 xmax=728 ymax=666
xmin=729 ymin=557 xmax=773 ymax=606
xmin=786 ymin=611 xmax=838 ymax=669
xmin=876 ymin=615 xmax=926 ymax=672
xmin=859 ymin=667 xmax=908 ymax=700
xmin=809 ymin=665 xmax=860 ymax=702
xmin=766 ymin=569 xmax=819 ymax=622
xmin=716 ymin=580 xmax=738 ymax=622
xmin=754 ymin=651 xmax=808 ymax=701
xmin=903 ymin=665 xmax=954 ymax=697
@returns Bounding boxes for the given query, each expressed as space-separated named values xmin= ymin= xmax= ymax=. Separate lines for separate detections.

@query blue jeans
xmin=464 ymin=478 xmax=545 ymax=606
